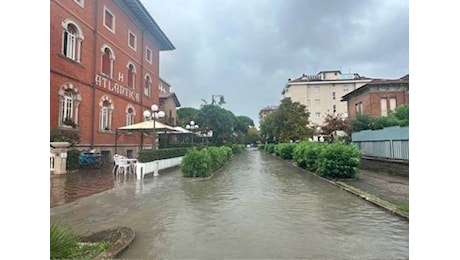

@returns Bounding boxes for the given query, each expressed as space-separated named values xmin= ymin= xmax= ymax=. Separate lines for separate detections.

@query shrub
xmin=231 ymin=144 xmax=243 ymax=154
xmin=66 ymin=149 xmax=81 ymax=170
xmin=265 ymin=143 xmax=276 ymax=153
xmin=316 ymin=143 xmax=362 ymax=179
xmin=138 ymin=148 xmax=189 ymax=162
xmin=180 ymin=148 xmax=212 ymax=177
xmin=276 ymin=143 xmax=297 ymax=159
xmin=50 ymin=221 xmax=79 ymax=259
xmin=293 ymin=142 xmax=326 ymax=171
xmin=50 ymin=128 xmax=80 ymax=145
xmin=206 ymin=146 xmax=228 ymax=170
xmin=258 ymin=144 xmax=265 ymax=150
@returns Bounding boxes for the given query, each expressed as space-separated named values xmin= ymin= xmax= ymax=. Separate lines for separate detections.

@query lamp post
xmin=143 ymin=104 xmax=165 ymax=150
xmin=186 ymin=120 xmax=199 ymax=146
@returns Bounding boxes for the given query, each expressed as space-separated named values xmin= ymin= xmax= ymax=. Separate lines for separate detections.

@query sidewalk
xmin=333 ymin=169 xmax=409 ymax=219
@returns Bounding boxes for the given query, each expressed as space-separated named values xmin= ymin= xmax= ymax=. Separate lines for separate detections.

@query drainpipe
xmin=90 ymin=0 xmax=99 ymax=148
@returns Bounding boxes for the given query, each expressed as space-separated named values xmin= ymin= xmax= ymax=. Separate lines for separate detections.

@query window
xmin=315 ymin=112 xmax=321 ymax=118
xmin=103 ymin=6 xmax=115 ymax=33
xmin=126 ymin=107 xmax=135 ymax=126
xmin=307 ymin=99 xmax=311 ymax=107
xmin=381 ymin=98 xmax=388 ymax=116
xmin=145 ymin=47 xmax=152 ymax=63
xmin=389 ymin=98 xmax=397 ymax=112
xmin=332 ymin=91 xmax=336 ymax=100
xmin=62 ymin=20 xmax=83 ymax=62
xmin=74 ymin=0 xmax=84 ymax=7
xmin=128 ymin=31 xmax=137 ymax=51
xmin=314 ymin=99 xmax=320 ymax=106
xmin=101 ymin=45 xmax=115 ymax=77
xmin=144 ymin=75 xmax=152 ymax=97
xmin=333 ymin=105 xmax=337 ymax=113
xmin=58 ymin=83 xmax=81 ymax=128
xmin=343 ymin=84 xmax=349 ymax=92
xmin=127 ymin=63 xmax=136 ymax=89
xmin=355 ymin=102 xmax=363 ymax=114
xmin=99 ymin=96 xmax=114 ymax=131
xmin=314 ymin=86 xmax=320 ymax=93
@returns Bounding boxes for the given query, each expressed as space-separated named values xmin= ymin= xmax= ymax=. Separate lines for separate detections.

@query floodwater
xmin=50 ymin=149 xmax=409 ymax=259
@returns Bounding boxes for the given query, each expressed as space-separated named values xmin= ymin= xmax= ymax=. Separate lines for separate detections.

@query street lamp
xmin=143 ymin=104 xmax=165 ymax=150
xmin=186 ymin=120 xmax=199 ymax=146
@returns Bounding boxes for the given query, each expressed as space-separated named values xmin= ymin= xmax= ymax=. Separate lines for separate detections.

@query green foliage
xmin=66 ymin=149 xmax=81 ymax=171
xmin=265 ymin=143 xmax=276 ymax=153
xmin=257 ymin=144 xmax=265 ymax=150
xmin=293 ymin=142 xmax=326 ymax=171
xmin=260 ymin=113 xmax=276 ymax=143
xmin=176 ymin=107 xmax=199 ymax=127
xmin=137 ymin=148 xmax=189 ymax=162
xmin=316 ymin=143 xmax=362 ymax=179
xmin=231 ymin=144 xmax=243 ymax=154
xmin=50 ymin=221 xmax=79 ymax=259
xmin=275 ymin=143 xmax=298 ymax=159
xmin=206 ymin=146 xmax=231 ymax=170
xmin=50 ymin=128 xmax=80 ymax=145
xmin=397 ymin=203 xmax=409 ymax=213
xmin=321 ymin=113 xmax=352 ymax=136
xmin=181 ymin=148 xmax=212 ymax=177
xmin=272 ymin=98 xmax=314 ymax=142
xmin=245 ymin=127 xmax=260 ymax=145
xmin=234 ymin=115 xmax=255 ymax=134
xmin=50 ymin=220 xmax=110 ymax=259
xmin=63 ymin=118 xmax=77 ymax=128
xmin=194 ymin=104 xmax=237 ymax=146
xmin=351 ymin=105 xmax=409 ymax=132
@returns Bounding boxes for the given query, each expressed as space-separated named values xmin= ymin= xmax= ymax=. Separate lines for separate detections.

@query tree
xmin=272 ymin=98 xmax=313 ymax=142
xmin=234 ymin=116 xmax=255 ymax=134
xmin=194 ymin=105 xmax=237 ymax=145
xmin=321 ymin=113 xmax=352 ymax=137
xmin=260 ymin=112 xmax=276 ymax=143
xmin=176 ymin=107 xmax=199 ymax=127
xmin=245 ymin=127 xmax=260 ymax=145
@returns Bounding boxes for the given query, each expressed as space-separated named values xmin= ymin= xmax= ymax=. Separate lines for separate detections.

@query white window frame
xmin=381 ymin=98 xmax=388 ymax=116
xmin=145 ymin=47 xmax=152 ymax=64
xmin=126 ymin=106 xmax=135 ymax=126
xmin=74 ymin=0 xmax=84 ymax=8
xmin=389 ymin=98 xmax=397 ymax=112
xmin=332 ymin=91 xmax=336 ymax=100
xmin=101 ymin=44 xmax=115 ymax=78
xmin=343 ymin=84 xmax=349 ymax=92
xmin=128 ymin=30 xmax=137 ymax=51
xmin=127 ymin=62 xmax=136 ymax=89
xmin=314 ymin=86 xmax=320 ymax=93
xmin=315 ymin=112 xmax=321 ymax=118
xmin=144 ymin=74 xmax=152 ymax=97
xmin=314 ymin=99 xmax=320 ymax=106
xmin=103 ymin=6 xmax=115 ymax=33
xmin=61 ymin=19 xmax=84 ymax=62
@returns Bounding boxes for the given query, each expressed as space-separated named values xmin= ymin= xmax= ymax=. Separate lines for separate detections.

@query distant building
xmin=341 ymin=75 xmax=409 ymax=119
xmin=258 ymin=105 xmax=278 ymax=124
xmin=50 ymin=0 xmax=175 ymax=159
xmin=159 ymin=78 xmax=181 ymax=126
xmin=282 ymin=70 xmax=373 ymax=127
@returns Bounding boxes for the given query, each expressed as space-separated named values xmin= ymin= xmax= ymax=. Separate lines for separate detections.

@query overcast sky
xmin=140 ymin=0 xmax=409 ymax=127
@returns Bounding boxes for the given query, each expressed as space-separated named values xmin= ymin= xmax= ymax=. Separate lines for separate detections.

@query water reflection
xmin=51 ymin=149 xmax=408 ymax=259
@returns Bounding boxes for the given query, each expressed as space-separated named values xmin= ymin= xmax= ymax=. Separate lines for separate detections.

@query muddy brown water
xmin=50 ymin=149 xmax=408 ymax=259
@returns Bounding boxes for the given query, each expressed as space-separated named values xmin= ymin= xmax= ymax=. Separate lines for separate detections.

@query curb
xmin=80 ymin=226 xmax=136 ymax=259
xmin=276 ymin=155 xmax=409 ymax=221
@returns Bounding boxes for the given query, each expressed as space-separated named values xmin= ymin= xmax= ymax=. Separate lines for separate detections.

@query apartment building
xmin=281 ymin=70 xmax=373 ymax=127
xmin=341 ymin=75 xmax=409 ymax=119
xmin=50 ymin=0 xmax=175 ymax=160
xmin=258 ymin=105 xmax=278 ymax=125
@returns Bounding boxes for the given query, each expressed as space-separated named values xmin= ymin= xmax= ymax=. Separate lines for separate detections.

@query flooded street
xmin=50 ymin=149 xmax=408 ymax=259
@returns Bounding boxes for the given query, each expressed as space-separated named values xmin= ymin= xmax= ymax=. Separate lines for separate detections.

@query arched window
xmin=144 ymin=74 xmax=152 ymax=97
xmin=127 ymin=63 xmax=136 ymax=89
xmin=62 ymin=19 xmax=84 ymax=62
xmin=58 ymin=83 xmax=82 ymax=128
xmin=101 ymin=45 xmax=115 ymax=77
xmin=126 ymin=106 xmax=136 ymax=126
xmin=99 ymin=96 xmax=114 ymax=131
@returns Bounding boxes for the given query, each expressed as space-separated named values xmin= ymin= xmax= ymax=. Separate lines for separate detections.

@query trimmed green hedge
xmin=275 ymin=143 xmax=297 ymax=159
xmin=66 ymin=149 xmax=81 ymax=171
xmin=293 ymin=142 xmax=326 ymax=172
xmin=316 ymin=142 xmax=362 ymax=179
xmin=181 ymin=146 xmax=233 ymax=178
xmin=137 ymin=148 xmax=189 ymax=163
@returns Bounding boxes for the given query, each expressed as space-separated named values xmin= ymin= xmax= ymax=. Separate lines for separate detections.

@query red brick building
xmin=341 ymin=75 xmax=409 ymax=119
xmin=50 ymin=0 xmax=175 ymax=160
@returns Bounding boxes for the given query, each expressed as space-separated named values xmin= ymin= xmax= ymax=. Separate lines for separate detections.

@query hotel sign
xmin=94 ymin=73 xmax=140 ymax=102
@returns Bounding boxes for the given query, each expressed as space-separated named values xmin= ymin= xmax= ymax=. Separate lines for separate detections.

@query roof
xmin=159 ymin=92 xmax=181 ymax=107
xmin=117 ymin=120 xmax=177 ymax=131
xmin=341 ymin=78 xmax=409 ymax=101
xmin=122 ymin=0 xmax=175 ymax=51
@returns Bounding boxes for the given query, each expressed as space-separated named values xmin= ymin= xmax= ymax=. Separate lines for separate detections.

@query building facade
xmin=281 ymin=70 xmax=373 ymax=127
xmin=159 ymin=78 xmax=181 ymax=126
xmin=341 ymin=76 xmax=409 ymax=119
xmin=50 ymin=0 xmax=175 ymax=160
